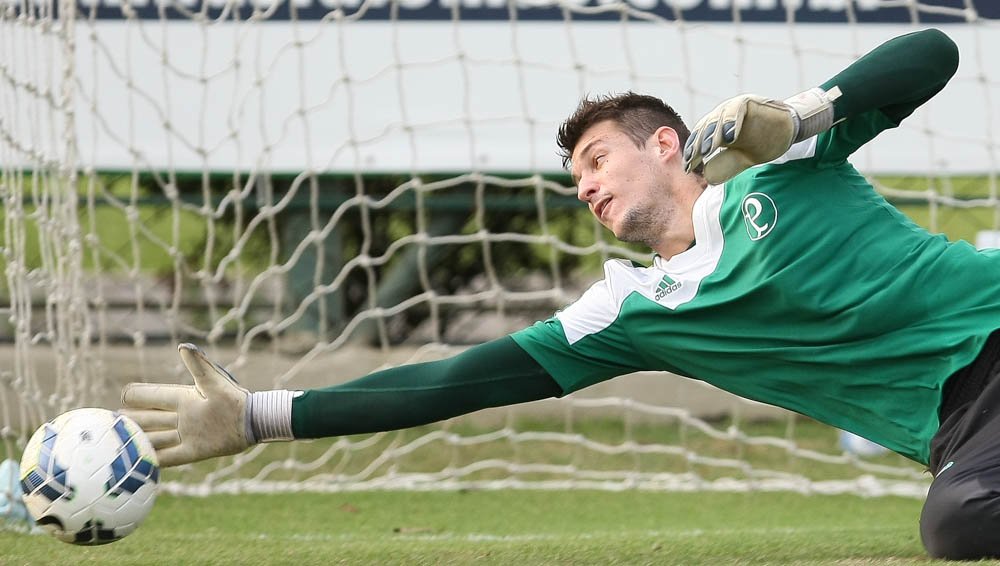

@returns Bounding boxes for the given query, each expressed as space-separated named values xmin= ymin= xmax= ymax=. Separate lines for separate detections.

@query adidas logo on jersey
xmin=655 ymin=275 xmax=682 ymax=300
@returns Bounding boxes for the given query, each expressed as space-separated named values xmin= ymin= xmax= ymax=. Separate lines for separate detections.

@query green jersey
xmin=512 ymin=109 xmax=1000 ymax=465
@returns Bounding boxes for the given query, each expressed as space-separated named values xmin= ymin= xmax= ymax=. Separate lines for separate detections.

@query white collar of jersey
xmin=653 ymin=184 xmax=725 ymax=273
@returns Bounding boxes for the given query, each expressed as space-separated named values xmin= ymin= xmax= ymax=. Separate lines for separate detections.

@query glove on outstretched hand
xmin=120 ymin=344 xmax=252 ymax=468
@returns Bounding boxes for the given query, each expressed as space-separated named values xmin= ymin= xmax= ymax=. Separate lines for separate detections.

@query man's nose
xmin=577 ymin=175 xmax=598 ymax=202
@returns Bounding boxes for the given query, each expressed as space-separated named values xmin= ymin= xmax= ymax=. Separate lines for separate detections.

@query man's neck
xmin=652 ymin=177 xmax=707 ymax=259
xmin=655 ymin=237 xmax=697 ymax=260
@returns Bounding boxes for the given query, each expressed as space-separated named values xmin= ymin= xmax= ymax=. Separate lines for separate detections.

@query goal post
xmin=2 ymin=0 xmax=998 ymax=498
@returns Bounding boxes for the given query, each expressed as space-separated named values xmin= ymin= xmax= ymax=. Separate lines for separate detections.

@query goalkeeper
xmin=122 ymin=29 xmax=996 ymax=560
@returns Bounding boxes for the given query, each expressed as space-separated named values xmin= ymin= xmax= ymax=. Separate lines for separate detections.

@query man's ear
xmin=654 ymin=126 xmax=681 ymax=161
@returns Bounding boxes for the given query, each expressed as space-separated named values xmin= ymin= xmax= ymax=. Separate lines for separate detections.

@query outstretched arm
xmin=684 ymin=28 xmax=959 ymax=184
xmin=121 ymin=337 xmax=563 ymax=467
xmin=290 ymin=336 xmax=561 ymax=438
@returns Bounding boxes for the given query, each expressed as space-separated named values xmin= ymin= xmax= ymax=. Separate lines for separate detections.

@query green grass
xmin=0 ymin=490 xmax=975 ymax=565
xmin=2 ymin=417 xmax=934 ymax=564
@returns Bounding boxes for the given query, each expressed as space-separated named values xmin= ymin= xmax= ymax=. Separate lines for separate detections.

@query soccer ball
xmin=19 ymin=408 xmax=160 ymax=545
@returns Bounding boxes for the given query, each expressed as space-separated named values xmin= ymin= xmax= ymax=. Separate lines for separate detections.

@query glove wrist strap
xmin=784 ymin=86 xmax=842 ymax=143
xmin=247 ymin=390 xmax=297 ymax=443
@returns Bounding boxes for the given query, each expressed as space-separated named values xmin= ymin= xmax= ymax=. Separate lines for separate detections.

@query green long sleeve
xmin=290 ymin=336 xmax=563 ymax=438
xmin=822 ymin=28 xmax=959 ymax=125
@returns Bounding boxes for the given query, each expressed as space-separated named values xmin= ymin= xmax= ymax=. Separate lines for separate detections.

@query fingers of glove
xmin=118 ymin=408 xmax=178 ymax=431
xmin=684 ymin=116 xmax=716 ymax=173
xmin=718 ymin=96 xmax=748 ymax=138
xmin=157 ymin=440 xmax=243 ymax=468
xmin=685 ymin=100 xmax=745 ymax=174
xmin=699 ymin=121 xmax=719 ymax=157
xmin=144 ymin=429 xmax=182 ymax=451
xmin=682 ymin=130 xmax=700 ymax=173
xmin=121 ymin=382 xmax=187 ymax=411
xmin=702 ymin=148 xmax=758 ymax=186
xmin=687 ymin=117 xmax=726 ymax=175
xmin=722 ymin=120 xmax=737 ymax=144
xmin=706 ymin=97 xmax=752 ymax=155
xmin=153 ymin=444 xmax=198 ymax=468
xmin=178 ymin=343 xmax=241 ymax=397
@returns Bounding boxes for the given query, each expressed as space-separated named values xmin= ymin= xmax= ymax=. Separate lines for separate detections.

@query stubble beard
xmin=615 ymin=204 xmax=670 ymax=250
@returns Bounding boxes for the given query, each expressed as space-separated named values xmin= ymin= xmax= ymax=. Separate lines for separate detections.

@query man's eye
xmin=594 ymin=155 xmax=606 ymax=167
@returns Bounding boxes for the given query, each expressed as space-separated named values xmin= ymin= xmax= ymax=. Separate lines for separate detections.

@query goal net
xmin=2 ymin=0 xmax=997 ymax=498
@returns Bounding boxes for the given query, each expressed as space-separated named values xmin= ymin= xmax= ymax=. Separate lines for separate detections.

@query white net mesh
xmin=3 ymin=0 xmax=998 ymax=497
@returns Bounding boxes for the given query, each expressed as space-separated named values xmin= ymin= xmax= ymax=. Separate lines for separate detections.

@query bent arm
xmin=822 ymin=28 xmax=959 ymax=126
xmin=683 ymin=29 xmax=959 ymax=183
xmin=289 ymin=336 xmax=563 ymax=438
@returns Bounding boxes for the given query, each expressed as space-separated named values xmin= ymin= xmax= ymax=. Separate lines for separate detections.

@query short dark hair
xmin=556 ymin=91 xmax=694 ymax=171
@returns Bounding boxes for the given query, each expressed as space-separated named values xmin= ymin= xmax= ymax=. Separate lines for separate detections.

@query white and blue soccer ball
xmin=19 ymin=408 xmax=159 ymax=545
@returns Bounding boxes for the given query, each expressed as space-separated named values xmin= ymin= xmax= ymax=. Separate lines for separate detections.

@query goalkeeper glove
xmin=120 ymin=343 xmax=296 ymax=467
xmin=683 ymin=87 xmax=841 ymax=185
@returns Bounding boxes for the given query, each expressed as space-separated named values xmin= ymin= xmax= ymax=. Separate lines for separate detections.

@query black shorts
xmin=920 ymin=330 xmax=1000 ymax=560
